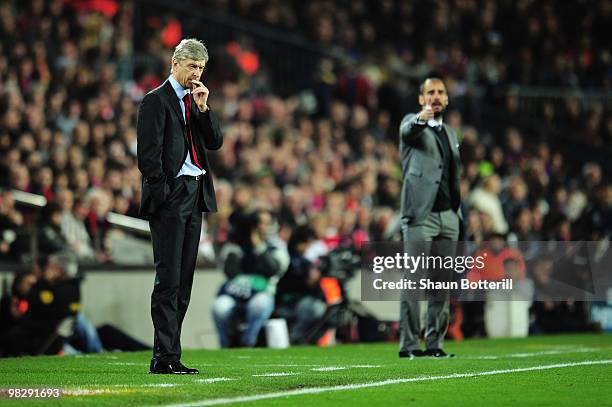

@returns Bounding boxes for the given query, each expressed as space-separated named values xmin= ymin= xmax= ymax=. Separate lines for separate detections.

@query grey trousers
xmin=399 ymin=209 xmax=460 ymax=351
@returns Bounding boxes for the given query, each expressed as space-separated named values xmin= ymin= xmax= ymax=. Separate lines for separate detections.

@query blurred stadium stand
xmin=0 ymin=0 xmax=610 ymax=349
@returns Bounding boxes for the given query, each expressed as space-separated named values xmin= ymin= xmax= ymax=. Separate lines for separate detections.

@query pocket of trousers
xmin=163 ymin=179 xmax=185 ymax=206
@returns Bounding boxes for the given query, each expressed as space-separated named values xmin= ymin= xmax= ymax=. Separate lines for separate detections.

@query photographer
xmin=276 ymin=225 xmax=328 ymax=344
xmin=212 ymin=209 xmax=289 ymax=347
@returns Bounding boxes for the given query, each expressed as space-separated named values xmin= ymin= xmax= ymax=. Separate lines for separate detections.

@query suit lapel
xmin=428 ymin=124 xmax=460 ymax=164
xmin=162 ymin=81 xmax=187 ymax=130
xmin=443 ymin=124 xmax=460 ymax=160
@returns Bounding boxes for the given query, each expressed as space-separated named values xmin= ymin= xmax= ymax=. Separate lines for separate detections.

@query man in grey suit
xmin=398 ymin=77 xmax=461 ymax=358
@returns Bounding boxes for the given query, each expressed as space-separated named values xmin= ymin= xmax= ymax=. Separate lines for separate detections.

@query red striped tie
xmin=182 ymin=94 xmax=203 ymax=169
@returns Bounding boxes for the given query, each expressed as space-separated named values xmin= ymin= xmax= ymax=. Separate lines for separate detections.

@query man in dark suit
xmin=137 ymin=38 xmax=223 ymax=374
xmin=398 ymin=77 xmax=462 ymax=359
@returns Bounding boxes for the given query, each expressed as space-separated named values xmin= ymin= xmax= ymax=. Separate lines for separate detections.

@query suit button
xmin=438 ymin=165 xmax=442 ymax=169
xmin=436 ymin=180 xmax=440 ymax=184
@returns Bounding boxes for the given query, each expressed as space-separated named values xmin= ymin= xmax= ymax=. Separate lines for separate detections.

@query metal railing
xmin=4 ymin=190 xmax=151 ymax=267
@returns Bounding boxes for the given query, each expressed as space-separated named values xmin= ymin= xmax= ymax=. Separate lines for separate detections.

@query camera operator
xmin=276 ymin=225 xmax=328 ymax=344
xmin=212 ymin=209 xmax=289 ymax=347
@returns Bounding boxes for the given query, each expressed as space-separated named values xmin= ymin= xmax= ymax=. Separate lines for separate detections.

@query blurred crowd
xmin=1 ymin=0 xmax=610 ymax=261
xmin=0 ymin=0 xmax=140 ymax=262
xmin=0 ymin=0 xmax=611 ymax=345
xmin=218 ymin=0 xmax=612 ymax=93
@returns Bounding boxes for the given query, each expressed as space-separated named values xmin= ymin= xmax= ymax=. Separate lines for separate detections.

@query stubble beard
xmin=434 ymin=107 xmax=445 ymax=119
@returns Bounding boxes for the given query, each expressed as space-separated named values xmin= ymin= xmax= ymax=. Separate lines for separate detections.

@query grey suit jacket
xmin=399 ymin=113 xmax=462 ymax=224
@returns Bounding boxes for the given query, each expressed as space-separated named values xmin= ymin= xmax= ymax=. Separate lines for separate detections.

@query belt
xmin=179 ymin=174 xmax=201 ymax=181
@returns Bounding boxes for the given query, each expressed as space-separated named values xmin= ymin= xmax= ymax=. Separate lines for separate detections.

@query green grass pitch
xmin=1 ymin=334 xmax=611 ymax=406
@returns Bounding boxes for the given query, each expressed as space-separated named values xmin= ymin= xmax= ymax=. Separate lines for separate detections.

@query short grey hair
xmin=172 ymin=38 xmax=209 ymax=63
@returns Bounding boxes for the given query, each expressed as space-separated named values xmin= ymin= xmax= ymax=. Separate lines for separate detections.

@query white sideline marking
xmin=163 ymin=359 xmax=612 ymax=407
xmin=311 ymin=367 xmax=346 ymax=372
xmin=65 ymin=378 xmax=236 ymax=394
xmin=217 ymin=364 xmax=381 ymax=369
xmin=109 ymin=383 xmax=177 ymax=388
xmin=106 ymin=380 xmax=233 ymax=388
xmin=252 ymin=372 xmax=299 ymax=377
xmin=508 ymin=348 xmax=597 ymax=358
xmin=201 ymin=364 xmax=383 ymax=373
xmin=196 ymin=378 xmax=235 ymax=383
xmin=64 ymin=389 xmax=111 ymax=396
xmin=470 ymin=348 xmax=598 ymax=360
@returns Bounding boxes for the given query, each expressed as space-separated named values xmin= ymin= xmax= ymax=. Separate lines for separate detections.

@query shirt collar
xmin=427 ymin=118 xmax=444 ymax=128
xmin=168 ymin=75 xmax=189 ymax=101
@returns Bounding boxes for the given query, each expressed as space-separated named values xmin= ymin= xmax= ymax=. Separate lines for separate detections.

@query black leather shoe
xmin=399 ymin=350 xmax=425 ymax=359
xmin=176 ymin=361 xmax=199 ymax=374
xmin=424 ymin=348 xmax=455 ymax=358
xmin=149 ymin=359 xmax=197 ymax=374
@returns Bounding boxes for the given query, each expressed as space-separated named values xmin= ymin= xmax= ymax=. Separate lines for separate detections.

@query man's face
xmin=172 ymin=58 xmax=206 ymax=89
xmin=45 ymin=261 xmax=65 ymax=283
xmin=257 ymin=212 xmax=272 ymax=235
xmin=17 ymin=274 xmax=37 ymax=297
xmin=419 ymin=79 xmax=449 ymax=118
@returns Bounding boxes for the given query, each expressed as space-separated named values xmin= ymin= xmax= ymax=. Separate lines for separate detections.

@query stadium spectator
xmin=56 ymin=189 xmax=96 ymax=262
xmin=276 ymin=225 xmax=328 ymax=344
xmin=37 ymin=202 xmax=70 ymax=257
xmin=212 ymin=209 xmax=289 ymax=347
xmin=468 ymin=175 xmax=509 ymax=234
xmin=0 ymin=190 xmax=23 ymax=260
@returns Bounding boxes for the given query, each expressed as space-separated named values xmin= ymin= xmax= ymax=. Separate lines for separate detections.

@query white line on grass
xmin=195 ymin=378 xmax=236 ymax=383
xmin=109 ymin=383 xmax=178 ymax=388
xmin=469 ymin=348 xmax=599 ymax=360
xmin=163 ymin=359 xmax=612 ymax=407
xmin=105 ymin=380 xmax=234 ymax=388
xmin=64 ymin=389 xmax=111 ymax=396
xmin=231 ymin=364 xmax=330 ymax=368
xmin=240 ymin=363 xmax=324 ymax=367
xmin=311 ymin=367 xmax=346 ymax=371
xmin=508 ymin=348 xmax=598 ymax=358
xmin=252 ymin=372 xmax=299 ymax=377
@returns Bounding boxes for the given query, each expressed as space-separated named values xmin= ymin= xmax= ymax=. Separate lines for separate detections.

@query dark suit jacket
xmin=137 ymin=79 xmax=223 ymax=218
xmin=399 ymin=113 xmax=462 ymax=224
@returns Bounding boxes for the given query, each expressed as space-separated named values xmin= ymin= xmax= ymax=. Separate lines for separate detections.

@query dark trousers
xmin=149 ymin=175 xmax=203 ymax=362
